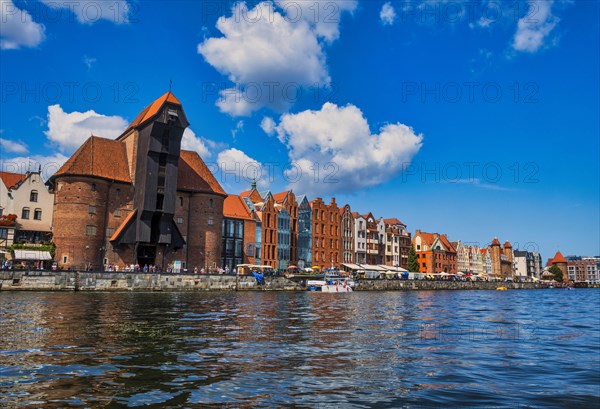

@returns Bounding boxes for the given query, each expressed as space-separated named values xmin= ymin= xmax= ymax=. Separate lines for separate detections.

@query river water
xmin=0 ymin=289 xmax=598 ymax=408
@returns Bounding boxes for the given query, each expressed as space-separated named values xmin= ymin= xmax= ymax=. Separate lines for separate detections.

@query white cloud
xmin=453 ymin=178 xmax=515 ymax=191
xmin=231 ymin=120 xmax=244 ymax=139
xmin=1 ymin=152 xmax=69 ymax=180
xmin=0 ymin=137 xmax=28 ymax=154
xmin=44 ymin=104 xmax=128 ymax=153
xmin=0 ymin=0 xmax=45 ymax=50
xmin=198 ymin=1 xmax=356 ymax=116
xmin=215 ymin=147 xmax=267 ymax=191
xmin=181 ymin=128 xmax=213 ymax=158
xmin=260 ymin=116 xmax=276 ymax=136
xmin=40 ymin=0 xmax=130 ymax=25
xmin=83 ymin=55 xmax=97 ymax=69
xmin=380 ymin=2 xmax=396 ymax=26
xmin=275 ymin=0 xmax=357 ymax=43
xmin=512 ymin=0 xmax=558 ymax=53
xmin=270 ymin=102 xmax=423 ymax=195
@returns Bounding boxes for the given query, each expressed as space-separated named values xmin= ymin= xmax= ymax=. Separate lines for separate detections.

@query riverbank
xmin=0 ymin=271 xmax=550 ymax=291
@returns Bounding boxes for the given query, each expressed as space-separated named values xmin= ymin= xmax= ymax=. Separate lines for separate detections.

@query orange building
xmin=310 ymin=197 xmax=340 ymax=269
xmin=413 ymin=230 xmax=457 ymax=274
xmin=240 ymin=186 xmax=278 ymax=268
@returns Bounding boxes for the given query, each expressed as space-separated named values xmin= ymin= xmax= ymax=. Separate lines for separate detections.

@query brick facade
xmin=310 ymin=197 xmax=340 ymax=269
xmin=50 ymin=92 xmax=225 ymax=271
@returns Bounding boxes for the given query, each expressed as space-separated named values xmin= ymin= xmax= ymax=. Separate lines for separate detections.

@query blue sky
xmin=1 ymin=0 xmax=598 ymax=259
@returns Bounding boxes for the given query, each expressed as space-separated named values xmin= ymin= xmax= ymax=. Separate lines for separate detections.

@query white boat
xmin=307 ymin=279 xmax=326 ymax=291
xmin=321 ymin=275 xmax=353 ymax=292
xmin=322 ymin=280 xmax=353 ymax=292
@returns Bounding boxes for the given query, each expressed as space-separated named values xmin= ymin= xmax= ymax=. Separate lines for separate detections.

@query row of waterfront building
xmin=1 ymin=92 xmax=598 ymax=283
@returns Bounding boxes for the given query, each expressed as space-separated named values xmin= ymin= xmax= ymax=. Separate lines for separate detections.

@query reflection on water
xmin=1 ymin=290 xmax=599 ymax=408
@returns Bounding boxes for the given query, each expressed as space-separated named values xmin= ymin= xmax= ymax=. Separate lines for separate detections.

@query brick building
xmin=566 ymin=255 xmax=600 ymax=283
xmin=49 ymin=92 xmax=226 ymax=271
xmin=489 ymin=238 xmax=514 ymax=279
xmin=546 ymin=250 xmax=569 ymax=283
xmin=240 ymin=186 xmax=278 ymax=268
xmin=413 ymin=230 xmax=457 ymax=274
xmin=310 ymin=197 xmax=340 ymax=269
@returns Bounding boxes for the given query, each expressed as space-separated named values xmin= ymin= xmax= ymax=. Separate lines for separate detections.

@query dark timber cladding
xmin=49 ymin=91 xmax=226 ymax=271
xmin=135 ymin=100 xmax=186 ymax=261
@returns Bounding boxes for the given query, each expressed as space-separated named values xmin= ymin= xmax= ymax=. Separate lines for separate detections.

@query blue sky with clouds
xmin=1 ymin=0 xmax=598 ymax=259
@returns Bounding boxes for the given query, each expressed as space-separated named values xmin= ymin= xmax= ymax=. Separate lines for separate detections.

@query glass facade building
xmin=221 ymin=218 xmax=244 ymax=271
xmin=277 ymin=209 xmax=290 ymax=270
xmin=297 ymin=196 xmax=312 ymax=269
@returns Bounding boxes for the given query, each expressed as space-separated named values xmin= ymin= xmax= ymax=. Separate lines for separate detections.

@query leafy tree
xmin=549 ymin=265 xmax=564 ymax=282
xmin=408 ymin=243 xmax=420 ymax=272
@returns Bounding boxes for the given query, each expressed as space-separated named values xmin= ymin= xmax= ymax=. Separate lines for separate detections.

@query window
xmin=91 ymin=183 xmax=96 ymax=191
xmin=114 ymin=209 xmax=121 ymax=217
xmin=177 ymin=217 xmax=183 ymax=224
xmin=209 ymin=198 xmax=214 ymax=208
xmin=30 ymin=190 xmax=38 ymax=202
xmin=89 ymin=205 xmax=96 ymax=215
xmin=208 ymin=217 xmax=213 ymax=225
xmin=115 ymin=188 xmax=121 ymax=198
xmin=34 ymin=209 xmax=42 ymax=220
xmin=21 ymin=207 xmax=30 ymax=219
xmin=62 ymin=256 xmax=68 ymax=264
xmin=0 ymin=228 xmax=7 ymax=239
xmin=86 ymin=225 xmax=97 ymax=236
xmin=106 ymin=228 xmax=113 ymax=237
xmin=179 ymin=197 xmax=184 ymax=207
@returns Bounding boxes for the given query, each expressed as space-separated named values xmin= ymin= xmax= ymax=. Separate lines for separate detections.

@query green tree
xmin=549 ymin=265 xmax=564 ymax=282
xmin=408 ymin=243 xmax=419 ymax=272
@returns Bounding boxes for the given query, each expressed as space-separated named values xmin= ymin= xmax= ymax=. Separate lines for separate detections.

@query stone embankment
xmin=0 ymin=271 xmax=545 ymax=291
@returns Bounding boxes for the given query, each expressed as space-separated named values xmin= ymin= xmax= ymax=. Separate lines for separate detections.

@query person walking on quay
xmin=194 ymin=267 xmax=198 ymax=274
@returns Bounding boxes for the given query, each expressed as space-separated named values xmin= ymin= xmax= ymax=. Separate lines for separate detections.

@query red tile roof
xmin=0 ymin=171 xmax=27 ymax=189
xmin=552 ymin=251 xmax=566 ymax=263
xmin=177 ymin=150 xmax=225 ymax=195
xmin=223 ymin=194 xmax=253 ymax=220
xmin=481 ymin=248 xmax=487 ymax=255
xmin=491 ymin=237 xmax=501 ymax=246
xmin=504 ymin=241 xmax=512 ymax=248
xmin=351 ymin=212 xmax=360 ymax=218
xmin=110 ymin=209 xmax=137 ymax=242
xmin=383 ymin=217 xmax=404 ymax=226
xmin=417 ymin=231 xmax=436 ymax=247
xmin=52 ymin=136 xmax=131 ymax=183
xmin=439 ymin=236 xmax=456 ymax=253
xmin=120 ymin=91 xmax=181 ymax=137
xmin=272 ymin=191 xmax=288 ymax=203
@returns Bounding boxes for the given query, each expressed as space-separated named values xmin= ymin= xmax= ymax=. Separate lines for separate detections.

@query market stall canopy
xmin=360 ymin=264 xmax=387 ymax=271
xmin=380 ymin=265 xmax=408 ymax=272
xmin=341 ymin=263 xmax=364 ymax=271
xmin=13 ymin=249 xmax=52 ymax=260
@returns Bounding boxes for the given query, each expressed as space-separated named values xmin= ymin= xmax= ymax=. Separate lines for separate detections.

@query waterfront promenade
xmin=0 ymin=270 xmax=547 ymax=291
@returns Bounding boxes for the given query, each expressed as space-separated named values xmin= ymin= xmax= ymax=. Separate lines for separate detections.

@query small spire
xmin=251 ymin=178 xmax=257 ymax=190
xmin=169 ymin=79 xmax=173 ymax=92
